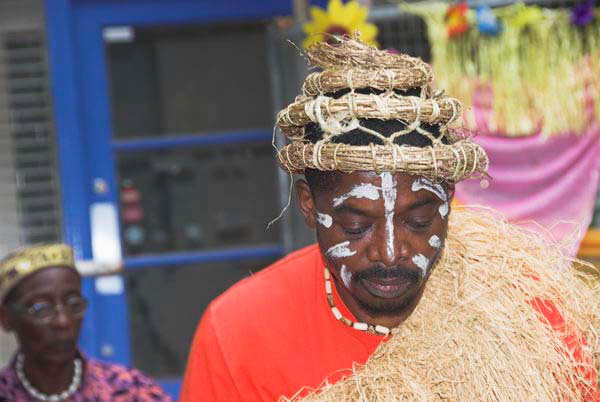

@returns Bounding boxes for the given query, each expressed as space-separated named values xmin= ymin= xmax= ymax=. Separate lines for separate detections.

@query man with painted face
xmin=299 ymin=157 xmax=451 ymax=333
xmin=181 ymin=37 xmax=599 ymax=401
xmin=0 ymin=243 xmax=172 ymax=401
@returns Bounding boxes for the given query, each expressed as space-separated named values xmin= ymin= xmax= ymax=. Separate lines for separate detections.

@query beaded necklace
xmin=16 ymin=353 xmax=82 ymax=402
xmin=324 ymin=268 xmax=391 ymax=336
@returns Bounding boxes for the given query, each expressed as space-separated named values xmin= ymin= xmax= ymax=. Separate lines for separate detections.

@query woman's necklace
xmin=16 ymin=353 xmax=82 ymax=402
xmin=324 ymin=268 xmax=391 ymax=336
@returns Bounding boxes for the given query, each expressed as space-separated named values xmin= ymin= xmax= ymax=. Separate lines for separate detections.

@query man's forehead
xmin=312 ymin=172 xmax=444 ymax=212
xmin=333 ymin=171 xmax=420 ymax=192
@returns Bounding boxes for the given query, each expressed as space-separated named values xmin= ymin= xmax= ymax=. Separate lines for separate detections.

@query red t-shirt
xmin=180 ymin=245 xmax=382 ymax=401
xmin=181 ymin=244 xmax=598 ymax=401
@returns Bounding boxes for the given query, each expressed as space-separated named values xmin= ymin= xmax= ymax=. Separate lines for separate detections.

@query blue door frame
xmin=43 ymin=0 xmax=324 ymax=397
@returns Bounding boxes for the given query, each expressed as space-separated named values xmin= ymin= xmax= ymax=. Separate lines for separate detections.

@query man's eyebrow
xmin=332 ymin=197 xmax=437 ymax=216
xmin=333 ymin=204 xmax=374 ymax=217
xmin=408 ymin=198 xmax=436 ymax=210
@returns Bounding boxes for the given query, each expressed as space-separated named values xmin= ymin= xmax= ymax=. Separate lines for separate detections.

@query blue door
xmin=44 ymin=0 xmax=308 ymax=397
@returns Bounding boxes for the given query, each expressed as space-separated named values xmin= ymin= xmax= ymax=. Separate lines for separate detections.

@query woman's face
xmin=0 ymin=266 xmax=84 ymax=365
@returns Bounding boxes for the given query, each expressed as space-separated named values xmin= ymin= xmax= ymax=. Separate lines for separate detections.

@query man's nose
xmin=366 ymin=222 xmax=409 ymax=267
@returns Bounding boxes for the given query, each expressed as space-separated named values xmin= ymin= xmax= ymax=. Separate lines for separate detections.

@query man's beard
xmin=350 ymin=265 xmax=419 ymax=314
xmin=352 ymin=254 xmax=441 ymax=315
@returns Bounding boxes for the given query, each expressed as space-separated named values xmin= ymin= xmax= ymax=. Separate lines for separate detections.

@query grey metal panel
xmin=1 ymin=31 xmax=63 ymax=247
xmin=0 ymin=0 xmax=44 ymax=33
xmin=0 ymin=0 xmax=59 ymax=366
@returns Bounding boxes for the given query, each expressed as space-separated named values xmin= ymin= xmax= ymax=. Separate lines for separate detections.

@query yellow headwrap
xmin=0 ymin=243 xmax=75 ymax=303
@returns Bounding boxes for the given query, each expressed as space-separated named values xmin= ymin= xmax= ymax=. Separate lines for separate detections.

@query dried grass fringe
xmin=403 ymin=3 xmax=600 ymax=137
xmin=286 ymin=207 xmax=600 ymax=401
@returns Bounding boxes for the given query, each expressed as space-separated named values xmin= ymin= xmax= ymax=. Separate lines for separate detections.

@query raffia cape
xmin=290 ymin=207 xmax=600 ymax=401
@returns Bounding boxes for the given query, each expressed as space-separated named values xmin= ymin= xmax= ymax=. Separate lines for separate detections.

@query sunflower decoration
xmin=302 ymin=0 xmax=378 ymax=49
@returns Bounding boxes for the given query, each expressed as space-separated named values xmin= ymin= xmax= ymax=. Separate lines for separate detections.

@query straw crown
xmin=275 ymin=35 xmax=489 ymax=182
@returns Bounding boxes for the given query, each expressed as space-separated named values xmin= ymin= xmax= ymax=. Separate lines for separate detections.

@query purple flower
xmin=571 ymin=0 xmax=595 ymax=26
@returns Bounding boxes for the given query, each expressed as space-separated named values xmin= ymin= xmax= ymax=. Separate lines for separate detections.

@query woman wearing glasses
xmin=0 ymin=244 xmax=171 ymax=401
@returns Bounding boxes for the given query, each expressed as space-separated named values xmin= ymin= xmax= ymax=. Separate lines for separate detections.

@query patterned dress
xmin=0 ymin=353 xmax=172 ymax=401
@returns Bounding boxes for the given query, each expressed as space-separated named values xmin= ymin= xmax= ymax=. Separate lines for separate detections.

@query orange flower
xmin=446 ymin=3 xmax=470 ymax=38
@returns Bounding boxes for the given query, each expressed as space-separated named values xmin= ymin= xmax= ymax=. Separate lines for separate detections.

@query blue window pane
xmin=126 ymin=257 xmax=276 ymax=377
xmin=116 ymin=142 xmax=280 ymax=256
xmin=105 ymin=22 xmax=273 ymax=139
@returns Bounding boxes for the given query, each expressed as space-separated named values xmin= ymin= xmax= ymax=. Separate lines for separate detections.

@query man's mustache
xmin=354 ymin=265 xmax=421 ymax=283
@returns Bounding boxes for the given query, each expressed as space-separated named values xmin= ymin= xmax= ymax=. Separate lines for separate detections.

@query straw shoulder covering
xmin=288 ymin=208 xmax=600 ymax=401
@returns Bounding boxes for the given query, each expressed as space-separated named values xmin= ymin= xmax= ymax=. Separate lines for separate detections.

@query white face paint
xmin=380 ymin=172 xmax=397 ymax=259
xmin=412 ymin=253 xmax=430 ymax=277
xmin=332 ymin=183 xmax=380 ymax=207
xmin=326 ymin=241 xmax=356 ymax=258
xmin=411 ymin=177 xmax=447 ymax=202
xmin=340 ymin=265 xmax=352 ymax=289
xmin=439 ymin=202 xmax=449 ymax=219
xmin=316 ymin=212 xmax=333 ymax=228
xmin=429 ymin=235 xmax=441 ymax=248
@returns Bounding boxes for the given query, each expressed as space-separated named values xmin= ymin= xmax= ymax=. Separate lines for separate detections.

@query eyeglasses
xmin=11 ymin=296 xmax=88 ymax=324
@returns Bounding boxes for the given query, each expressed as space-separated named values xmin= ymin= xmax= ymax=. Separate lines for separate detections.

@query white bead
xmin=375 ymin=325 xmax=390 ymax=335
xmin=325 ymin=280 xmax=332 ymax=294
xmin=324 ymin=268 xmax=330 ymax=280
xmin=353 ymin=322 xmax=368 ymax=331
xmin=331 ymin=307 xmax=342 ymax=320
xmin=16 ymin=354 xmax=82 ymax=402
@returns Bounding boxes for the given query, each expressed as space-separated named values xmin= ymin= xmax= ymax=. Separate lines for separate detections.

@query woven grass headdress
xmin=0 ymin=243 xmax=75 ymax=302
xmin=276 ymin=35 xmax=489 ymax=182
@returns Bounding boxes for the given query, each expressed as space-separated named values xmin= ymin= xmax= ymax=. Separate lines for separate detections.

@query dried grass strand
xmin=277 ymin=140 xmax=488 ymax=182
xmin=303 ymin=67 xmax=433 ymax=96
xmin=305 ymin=35 xmax=433 ymax=76
xmin=277 ymin=93 xmax=462 ymax=133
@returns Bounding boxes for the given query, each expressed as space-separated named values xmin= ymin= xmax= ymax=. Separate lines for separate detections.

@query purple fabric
xmin=457 ymin=84 xmax=600 ymax=254
xmin=0 ymin=353 xmax=172 ymax=402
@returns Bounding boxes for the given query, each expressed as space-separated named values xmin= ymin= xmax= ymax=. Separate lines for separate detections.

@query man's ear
xmin=295 ymin=179 xmax=317 ymax=229
xmin=0 ymin=304 xmax=14 ymax=332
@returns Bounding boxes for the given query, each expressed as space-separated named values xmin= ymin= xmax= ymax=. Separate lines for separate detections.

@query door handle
xmin=76 ymin=259 xmax=122 ymax=276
